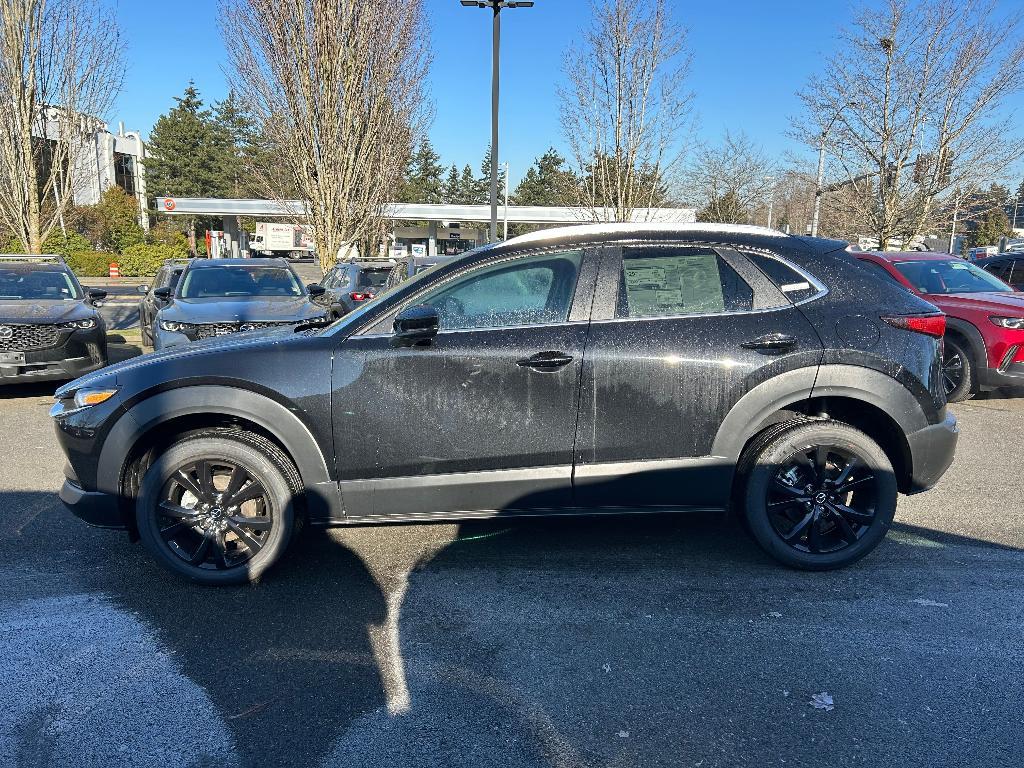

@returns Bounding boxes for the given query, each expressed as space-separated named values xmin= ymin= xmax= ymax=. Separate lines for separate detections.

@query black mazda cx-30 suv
xmin=51 ymin=224 xmax=958 ymax=584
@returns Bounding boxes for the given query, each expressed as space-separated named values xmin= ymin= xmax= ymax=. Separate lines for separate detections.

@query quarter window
xmin=617 ymin=247 xmax=753 ymax=319
xmin=747 ymin=252 xmax=821 ymax=302
xmin=420 ymin=250 xmax=583 ymax=330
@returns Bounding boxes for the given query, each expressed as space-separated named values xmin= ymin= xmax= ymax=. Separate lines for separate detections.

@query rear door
xmin=573 ymin=242 xmax=824 ymax=510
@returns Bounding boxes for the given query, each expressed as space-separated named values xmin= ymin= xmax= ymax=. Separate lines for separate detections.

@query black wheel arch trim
xmin=943 ymin=317 xmax=986 ymax=369
xmin=95 ymin=385 xmax=337 ymax=516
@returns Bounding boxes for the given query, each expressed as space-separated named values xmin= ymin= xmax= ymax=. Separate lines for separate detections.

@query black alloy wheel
xmin=740 ymin=421 xmax=898 ymax=570
xmin=766 ymin=444 xmax=878 ymax=555
xmin=136 ymin=433 xmax=297 ymax=584
xmin=941 ymin=337 xmax=974 ymax=403
xmin=157 ymin=459 xmax=274 ymax=571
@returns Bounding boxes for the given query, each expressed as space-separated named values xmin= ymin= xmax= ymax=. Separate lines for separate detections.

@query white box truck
xmin=249 ymin=223 xmax=315 ymax=258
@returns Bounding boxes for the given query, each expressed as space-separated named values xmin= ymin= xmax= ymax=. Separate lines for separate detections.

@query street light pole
xmin=461 ymin=1 xmax=533 ymax=242
xmin=810 ymin=101 xmax=857 ymax=238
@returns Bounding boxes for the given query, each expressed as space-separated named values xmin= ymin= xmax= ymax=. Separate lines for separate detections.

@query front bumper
xmin=59 ymin=478 xmax=125 ymax=529
xmin=0 ymin=329 xmax=107 ymax=384
xmin=905 ymin=411 xmax=959 ymax=493
xmin=978 ymin=361 xmax=1024 ymax=390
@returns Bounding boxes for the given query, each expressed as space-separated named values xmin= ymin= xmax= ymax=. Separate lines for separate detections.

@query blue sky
xmin=113 ymin=1 xmax=1024 ymax=186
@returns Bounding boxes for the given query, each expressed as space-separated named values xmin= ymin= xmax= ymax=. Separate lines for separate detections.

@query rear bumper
xmin=58 ymin=478 xmax=126 ymax=529
xmin=904 ymin=412 xmax=959 ymax=493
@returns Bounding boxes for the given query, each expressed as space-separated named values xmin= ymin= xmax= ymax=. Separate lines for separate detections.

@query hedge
xmin=66 ymin=251 xmax=117 ymax=277
xmin=117 ymin=243 xmax=189 ymax=277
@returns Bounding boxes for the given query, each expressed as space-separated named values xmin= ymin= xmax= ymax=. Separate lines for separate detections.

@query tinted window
xmin=748 ymin=252 xmax=820 ymax=302
xmin=358 ymin=268 xmax=391 ymax=289
xmin=0 ymin=267 xmax=81 ymax=300
xmin=893 ymin=259 xmax=1010 ymax=294
xmin=617 ymin=247 xmax=753 ymax=318
xmin=421 ymin=250 xmax=583 ymax=330
xmin=179 ymin=266 xmax=303 ymax=298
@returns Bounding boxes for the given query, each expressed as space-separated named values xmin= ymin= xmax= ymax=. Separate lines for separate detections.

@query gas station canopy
xmin=155 ymin=197 xmax=696 ymax=225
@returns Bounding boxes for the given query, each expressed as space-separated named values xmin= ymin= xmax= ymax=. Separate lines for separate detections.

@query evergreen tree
xmin=966 ymin=204 xmax=1012 ymax=249
xmin=212 ymin=90 xmax=261 ymax=197
xmin=512 ymin=148 xmax=575 ymax=206
xmin=399 ymin=138 xmax=445 ymax=204
xmin=477 ymin=144 xmax=506 ymax=204
xmin=459 ymin=164 xmax=480 ymax=205
xmin=145 ymin=83 xmax=231 ymax=251
xmin=442 ymin=164 xmax=461 ymax=205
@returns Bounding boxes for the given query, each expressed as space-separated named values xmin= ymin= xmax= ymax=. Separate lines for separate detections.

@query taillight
xmin=350 ymin=291 xmax=372 ymax=301
xmin=881 ymin=314 xmax=946 ymax=338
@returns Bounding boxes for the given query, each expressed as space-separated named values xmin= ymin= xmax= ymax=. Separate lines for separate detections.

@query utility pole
xmin=460 ymin=1 xmax=533 ymax=242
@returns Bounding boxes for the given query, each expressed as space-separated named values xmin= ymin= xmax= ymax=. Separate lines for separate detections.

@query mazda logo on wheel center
xmin=0 ymin=326 xmax=12 ymax=341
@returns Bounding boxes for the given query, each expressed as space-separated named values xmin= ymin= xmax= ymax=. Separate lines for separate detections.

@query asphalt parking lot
xmin=0 ymin=377 xmax=1022 ymax=767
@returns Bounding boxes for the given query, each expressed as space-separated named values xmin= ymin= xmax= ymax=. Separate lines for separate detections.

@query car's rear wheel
xmin=140 ymin=315 xmax=153 ymax=346
xmin=740 ymin=421 xmax=897 ymax=570
xmin=136 ymin=433 xmax=297 ymax=585
xmin=941 ymin=337 xmax=975 ymax=403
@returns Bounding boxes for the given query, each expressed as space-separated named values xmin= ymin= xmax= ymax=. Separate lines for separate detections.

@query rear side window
xmin=617 ymin=247 xmax=753 ymax=319
xmin=747 ymin=253 xmax=821 ymax=302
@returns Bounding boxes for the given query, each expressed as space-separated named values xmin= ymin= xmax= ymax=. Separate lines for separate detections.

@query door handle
xmin=517 ymin=351 xmax=575 ymax=371
xmin=740 ymin=333 xmax=798 ymax=353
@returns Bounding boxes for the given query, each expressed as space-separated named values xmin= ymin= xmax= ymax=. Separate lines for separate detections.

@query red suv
xmin=856 ymin=251 xmax=1024 ymax=401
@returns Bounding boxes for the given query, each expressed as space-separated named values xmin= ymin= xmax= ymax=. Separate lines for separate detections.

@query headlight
xmin=72 ymin=387 xmax=118 ymax=409
xmin=990 ymin=316 xmax=1024 ymax=329
xmin=60 ymin=318 xmax=97 ymax=330
xmin=160 ymin=320 xmax=194 ymax=333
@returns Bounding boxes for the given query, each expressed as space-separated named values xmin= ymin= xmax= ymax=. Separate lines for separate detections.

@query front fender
xmin=96 ymin=385 xmax=338 ymax=521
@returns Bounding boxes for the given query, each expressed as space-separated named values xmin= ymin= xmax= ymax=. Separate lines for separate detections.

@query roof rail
xmin=0 ymin=253 xmax=66 ymax=264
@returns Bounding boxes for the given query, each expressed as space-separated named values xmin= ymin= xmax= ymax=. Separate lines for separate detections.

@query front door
xmin=331 ymin=248 xmax=597 ymax=518
xmin=574 ymin=243 xmax=824 ymax=510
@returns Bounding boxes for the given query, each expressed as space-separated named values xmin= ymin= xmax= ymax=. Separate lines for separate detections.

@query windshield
xmin=358 ymin=268 xmax=391 ymax=289
xmin=179 ymin=266 xmax=303 ymax=298
xmin=893 ymin=259 xmax=1011 ymax=294
xmin=0 ymin=268 xmax=81 ymax=300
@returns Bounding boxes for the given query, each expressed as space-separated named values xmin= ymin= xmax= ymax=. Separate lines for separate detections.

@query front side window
xmin=858 ymin=259 xmax=905 ymax=286
xmin=617 ymin=247 xmax=753 ymax=319
xmin=893 ymin=259 xmax=1010 ymax=294
xmin=179 ymin=266 xmax=303 ymax=298
xmin=419 ymin=250 xmax=583 ymax=331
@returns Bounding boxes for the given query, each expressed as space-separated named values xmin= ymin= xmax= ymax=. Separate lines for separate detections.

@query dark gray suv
xmin=51 ymin=224 xmax=958 ymax=584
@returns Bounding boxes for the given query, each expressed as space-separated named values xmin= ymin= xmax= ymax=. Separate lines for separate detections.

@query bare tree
xmin=559 ymin=0 xmax=692 ymax=222
xmin=685 ymin=132 xmax=778 ymax=224
xmin=221 ymin=0 xmax=431 ymax=271
xmin=795 ymin=0 xmax=1024 ymax=249
xmin=0 ymin=0 xmax=123 ymax=253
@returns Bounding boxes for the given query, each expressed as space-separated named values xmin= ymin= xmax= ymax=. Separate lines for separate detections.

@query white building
xmin=37 ymin=110 xmax=148 ymax=229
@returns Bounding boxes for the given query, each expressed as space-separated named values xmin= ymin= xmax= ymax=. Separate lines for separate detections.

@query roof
xmin=188 ymin=257 xmax=290 ymax=267
xmin=862 ymin=251 xmax=960 ymax=262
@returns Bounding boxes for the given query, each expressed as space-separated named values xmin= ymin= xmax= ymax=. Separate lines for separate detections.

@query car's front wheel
xmin=941 ymin=336 xmax=975 ymax=403
xmin=136 ymin=432 xmax=298 ymax=585
xmin=739 ymin=421 xmax=898 ymax=570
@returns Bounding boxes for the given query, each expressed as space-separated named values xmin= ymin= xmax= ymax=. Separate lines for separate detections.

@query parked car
xmin=855 ymin=251 xmax=1024 ymax=402
xmin=976 ymin=254 xmax=1024 ymax=291
xmin=137 ymin=259 xmax=191 ymax=346
xmin=382 ymin=254 xmax=460 ymax=291
xmin=312 ymin=259 xmax=394 ymax=317
xmin=52 ymin=223 xmax=958 ymax=584
xmin=0 ymin=255 xmax=107 ymax=385
xmin=151 ymin=258 xmax=329 ymax=350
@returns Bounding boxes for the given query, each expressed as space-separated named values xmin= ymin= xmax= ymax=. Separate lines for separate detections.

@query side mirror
xmin=153 ymin=287 xmax=172 ymax=300
xmin=392 ymin=304 xmax=439 ymax=346
xmin=88 ymin=289 xmax=107 ymax=304
xmin=307 ymin=283 xmax=327 ymax=298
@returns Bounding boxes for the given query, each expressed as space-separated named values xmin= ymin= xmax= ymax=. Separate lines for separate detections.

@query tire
xmin=738 ymin=421 xmax=898 ymax=571
xmin=140 ymin=319 xmax=153 ymax=347
xmin=942 ymin=336 xmax=975 ymax=403
xmin=135 ymin=432 xmax=298 ymax=585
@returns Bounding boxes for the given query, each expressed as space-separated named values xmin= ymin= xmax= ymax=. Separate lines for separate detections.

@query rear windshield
xmin=358 ymin=268 xmax=391 ymax=288
xmin=180 ymin=266 xmax=303 ymax=298
xmin=893 ymin=259 xmax=1010 ymax=294
xmin=0 ymin=267 xmax=81 ymax=300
